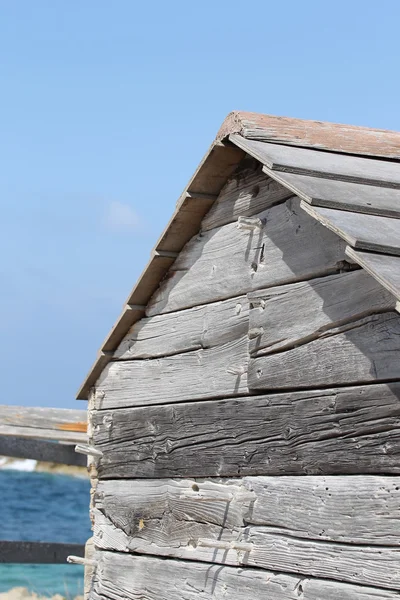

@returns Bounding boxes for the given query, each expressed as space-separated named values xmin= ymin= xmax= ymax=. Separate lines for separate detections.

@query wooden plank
xmin=93 ymin=336 xmax=249 ymax=410
xmin=230 ymin=134 xmax=400 ymax=189
xmin=0 ymin=435 xmax=87 ymax=466
xmin=0 ymin=405 xmax=87 ymax=443
xmin=90 ymin=550 xmax=400 ymax=600
xmin=262 ymin=166 xmax=400 ymax=218
xmin=346 ymin=246 xmax=400 ymax=302
xmin=155 ymin=192 xmax=216 ymax=253
xmin=201 ymin=158 xmax=291 ymax=231
xmin=92 ymin=383 xmax=400 ymax=478
xmin=115 ymin=295 xmax=249 ymax=360
xmin=249 ymin=311 xmax=400 ymax=390
xmin=218 ymin=111 xmax=400 ymax=160
xmin=0 ymin=540 xmax=85 ymax=563
xmin=301 ymin=201 xmax=400 ymax=256
xmin=94 ymin=475 xmax=400 ymax=548
xmin=93 ymin=497 xmax=400 ymax=591
xmin=146 ymin=197 xmax=347 ymax=316
xmin=247 ymin=270 xmax=395 ymax=355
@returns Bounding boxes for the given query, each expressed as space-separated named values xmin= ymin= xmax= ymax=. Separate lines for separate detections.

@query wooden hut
xmin=78 ymin=112 xmax=400 ymax=599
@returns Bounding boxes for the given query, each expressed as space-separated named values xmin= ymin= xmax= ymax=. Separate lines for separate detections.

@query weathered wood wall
xmin=86 ymin=155 xmax=400 ymax=599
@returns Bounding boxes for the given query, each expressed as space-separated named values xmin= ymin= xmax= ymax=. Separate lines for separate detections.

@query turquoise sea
xmin=0 ymin=467 xmax=91 ymax=598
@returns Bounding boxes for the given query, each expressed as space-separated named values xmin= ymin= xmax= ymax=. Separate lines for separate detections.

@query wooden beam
xmin=0 ymin=405 xmax=87 ymax=443
xmin=90 ymin=550 xmax=400 ymax=600
xmin=218 ymin=111 xmax=400 ymax=160
xmin=301 ymin=201 xmax=400 ymax=256
xmin=230 ymin=134 xmax=400 ymax=189
xmin=0 ymin=435 xmax=87 ymax=466
xmin=262 ymin=165 xmax=400 ymax=219
xmin=249 ymin=311 xmax=400 ymax=390
xmin=91 ymin=383 xmax=400 ymax=478
xmin=346 ymin=246 xmax=400 ymax=302
xmin=0 ymin=540 xmax=85 ymax=564
xmin=93 ymin=476 xmax=400 ymax=590
xmin=114 ymin=295 xmax=249 ymax=360
xmin=247 ymin=270 xmax=395 ymax=356
xmin=146 ymin=198 xmax=347 ymax=317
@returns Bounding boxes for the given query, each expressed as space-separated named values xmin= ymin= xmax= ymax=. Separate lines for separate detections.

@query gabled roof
xmin=77 ymin=112 xmax=400 ymax=400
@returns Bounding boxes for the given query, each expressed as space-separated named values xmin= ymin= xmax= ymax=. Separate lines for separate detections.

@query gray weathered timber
xmin=0 ymin=436 xmax=87 ymax=466
xmin=0 ymin=405 xmax=87 ymax=443
xmin=301 ymin=201 xmax=400 ymax=256
xmin=92 ymin=383 xmax=400 ymax=478
xmin=230 ymin=134 xmax=400 ymax=188
xmin=0 ymin=541 xmax=85 ymax=563
xmin=93 ymin=336 xmax=249 ymax=410
xmin=146 ymin=197 xmax=347 ymax=316
xmin=94 ymin=475 xmax=400 ymax=548
xmin=248 ymin=270 xmax=395 ymax=355
xmin=249 ymin=311 xmax=400 ymax=390
xmin=114 ymin=295 xmax=249 ymax=360
xmin=201 ymin=159 xmax=291 ymax=231
xmin=93 ymin=506 xmax=400 ymax=590
xmin=90 ymin=551 xmax=400 ymax=600
xmin=346 ymin=246 xmax=400 ymax=302
xmin=262 ymin=165 xmax=400 ymax=218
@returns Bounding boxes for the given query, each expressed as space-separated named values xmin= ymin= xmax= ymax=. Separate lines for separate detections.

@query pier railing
xmin=0 ymin=405 xmax=88 ymax=564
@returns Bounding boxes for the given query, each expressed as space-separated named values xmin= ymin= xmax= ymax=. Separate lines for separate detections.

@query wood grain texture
xmin=262 ymin=166 xmax=400 ymax=218
xmin=301 ymin=201 xmax=400 ymax=256
xmin=94 ymin=336 xmax=249 ymax=410
xmin=0 ymin=541 xmax=85 ymax=564
xmin=114 ymin=295 xmax=249 ymax=360
xmin=218 ymin=111 xmax=400 ymax=160
xmin=201 ymin=158 xmax=291 ymax=231
xmin=346 ymin=247 xmax=400 ymax=302
xmin=94 ymin=475 xmax=400 ymax=548
xmin=231 ymin=135 xmax=400 ymax=189
xmin=93 ymin=501 xmax=400 ymax=591
xmin=92 ymin=383 xmax=400 ymax=478
xmin=0 ymin=435 xmax=87 ymax=466
xmin=146 ymin=197 xmax=347 ymax=316
xmin=249 ymin=311 xmax=400 ymax=390
xmin=248 ymin=270 xmax=395 ymax=355
xmin=0 ymin=405 xmax=87 ymax=443
xmin=90 ymin=551 xmax=400 ymax=600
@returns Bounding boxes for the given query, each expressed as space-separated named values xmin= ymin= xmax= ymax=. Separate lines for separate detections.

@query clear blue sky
xmin=1 ymin=1 xmax=399 ymax=408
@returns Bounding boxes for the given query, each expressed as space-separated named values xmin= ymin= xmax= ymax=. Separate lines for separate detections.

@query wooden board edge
xmin=345 ymin=246 xmax=400 ymax=303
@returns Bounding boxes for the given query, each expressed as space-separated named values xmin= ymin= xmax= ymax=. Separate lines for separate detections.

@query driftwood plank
xmin=0 ymin=435 xmax=87 ymax=466
xmin=248 ymin=269 xmax=395 ymax=355
xmin=94 ymin=336 xmax=248 ymax=410
xmin=262 ymin=166 xmax=400 ymax=218
xmin=90 ymin=551 xmax=400 ymax=600
xmin=249 ymin=311 xmax=400 ymax=390
xmin=0 ymin=540 xmax=85 ymax=564
xmin=201 ymin=158 xmax=291 ymax=231
xmin=346 ymin=246 xmax=400 ymax=302
xmin=92 ymin=383 xmax=400 ymax=478
xmin=301 ymin=201 xmax=400 ymax=256
xmin=230 ymin=134 xmax=400 ymax=189
xmin=94 ymin=475 xmax=400 ymax=548
xmin=0 ymin=405 xmax=87 ymax=443
xmin=115 ymin=295 xmax=249 ymax=360
xmin=146 ymin=197 xmax=347 ymax=316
